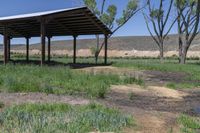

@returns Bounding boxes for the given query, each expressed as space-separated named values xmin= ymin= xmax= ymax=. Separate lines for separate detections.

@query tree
xmin=175 ymin=0 xmax=200 ymax=64
xmin=83 ymin=0 xmax=140 ymax=63
xmin=143 ymin=0 xmax=177 ymax=62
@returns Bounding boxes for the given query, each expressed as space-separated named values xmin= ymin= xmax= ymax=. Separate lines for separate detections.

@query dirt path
xmin=100 ymin=85 xmax=200 ymax=133
xmin=0 ymin=93 xmax=90 ymax=106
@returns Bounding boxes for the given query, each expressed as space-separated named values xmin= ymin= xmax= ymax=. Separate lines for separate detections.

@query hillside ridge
xmin=6 ymin=34 xmax=200 ymax=51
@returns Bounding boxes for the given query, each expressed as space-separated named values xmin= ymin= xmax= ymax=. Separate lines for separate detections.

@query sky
xmin=0 ymin=0 xmax=177 ymax=44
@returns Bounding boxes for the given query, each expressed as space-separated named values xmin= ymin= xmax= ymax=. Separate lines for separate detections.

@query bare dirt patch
xmin=79 ymin=66 xmax=144 ymax=80
xmin=0 ymin=93 xmax=90 ymax=107
xmin=148 ymin=86 xmax=188 ymax=99
xmin=99 ymin=85 xmax=200 ymax=133
xmin=143 ymin=70 xmax=189 ymax=86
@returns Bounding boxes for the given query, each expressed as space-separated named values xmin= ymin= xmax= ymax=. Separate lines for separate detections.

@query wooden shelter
xmin=0 ymin=7 xmax=111 ymax=65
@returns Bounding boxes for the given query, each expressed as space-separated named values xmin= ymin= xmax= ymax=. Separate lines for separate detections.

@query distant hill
xmin=6 ymin=34 xmax=200 ymax=51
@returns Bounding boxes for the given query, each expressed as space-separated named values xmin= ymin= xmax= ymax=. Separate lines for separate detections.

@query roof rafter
xmin=0 ymin=7 xmax=111 ymax=38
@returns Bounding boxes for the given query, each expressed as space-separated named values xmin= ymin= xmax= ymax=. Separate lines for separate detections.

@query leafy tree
xmin=175 ymin=0 xmax=200 ymax=64
xmin=83 ymin=0 xmax=140 ymax=63
xmin=143 ymin=0 xmax=177 ymax=62
xmin=84 ymin=0 xmax=100 ymax=15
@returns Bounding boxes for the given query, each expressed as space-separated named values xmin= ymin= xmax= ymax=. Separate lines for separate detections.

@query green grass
xmin=3 ymin=56 xmax=200 ymax=89
xmin=0 ymin=64 xmax=143 ymax=98
xmin=178 ymin=115 xmax=200 ymax=133
xmin=0 ymin=103 xmax=134 ymax=133
xmin=45 ymin=57 xmax=200 ymax=89
xmin=112 ymin=58 xmax=200 ymax=89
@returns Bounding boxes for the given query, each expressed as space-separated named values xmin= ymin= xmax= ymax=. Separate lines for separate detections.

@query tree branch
xmin=143 ymin=13 xmax=161 ymax=47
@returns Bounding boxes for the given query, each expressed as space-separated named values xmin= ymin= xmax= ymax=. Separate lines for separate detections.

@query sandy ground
xmin=9 ymin=49 xmax=200 ymax=58
xmin=0 ymin=93 xmax=90 ymax=106
xmin=0 ymin=66 xmax=199 ymax=133
xmin=102 ymin=85 xmax=200 ymax=133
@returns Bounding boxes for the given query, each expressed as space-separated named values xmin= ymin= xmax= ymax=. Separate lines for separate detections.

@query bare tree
xmin=143 ymin=0 xmax=176 ymax=62
xmin=175 ymin=0 xmax=200 ymax=64
xmin=83 ymin=0 xmax=141 ymax=63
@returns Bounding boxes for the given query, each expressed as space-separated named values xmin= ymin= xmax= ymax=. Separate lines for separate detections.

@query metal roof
xmin=0 ymin=7 xmax=85 ymax=21
xmin=0 ymin=6 xmax=111 ymax=37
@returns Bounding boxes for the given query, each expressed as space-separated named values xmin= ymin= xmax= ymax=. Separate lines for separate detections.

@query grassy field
xmin=35 ymin=56 xmax=200 ymax=89
xmin=0 ymin=103 xmax=134 ymax=133
xmin=6 ymin=55 xmax=200 ymax=89
xmin=112 ymin=58 xmax=200 ymax=89
xmin=0 ymin=55 xmax=199 ymax=132
xmin=0 ymin=64 xmax=143 ymax=98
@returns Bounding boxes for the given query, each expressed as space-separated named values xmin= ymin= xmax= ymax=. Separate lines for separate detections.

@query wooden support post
xmin=40 ymin=20 xmax=46 ymax=66
xmin=104 ymin=34 xmax=108 ymax=65
xmin=3 ymin=26 xmax=8 ymax=65
xmin=47 ymin=36 xmax=51 ymax=62
xmin=7 ymin=37 xmax=11 ymax=61
xmin=73 ymin=35 xmax=77 ymax=64
xmin=26 ymin=37 xmax=30 ymax=62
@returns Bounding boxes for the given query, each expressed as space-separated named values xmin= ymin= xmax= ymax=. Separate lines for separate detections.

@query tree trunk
xmin=159 ymin=41 xmax=164 ymax=63
xmin=160 ymin=49 xmax=164 ymax=62
xmin=179 ymin=52 xmax=187 ymax=64
xmin=179 ymin=45 xmax=188 ymax=64
xmin=178 ymin=37 xmax=182 ymax=63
